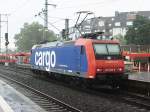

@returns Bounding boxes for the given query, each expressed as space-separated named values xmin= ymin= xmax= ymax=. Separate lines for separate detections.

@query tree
xmin=113 ymin=34 xmax=127 ymax=45
xmin=14 ymin=22 xmax=57 ymax=52
xmin=125 ymin=16 xmax=150 ymax=45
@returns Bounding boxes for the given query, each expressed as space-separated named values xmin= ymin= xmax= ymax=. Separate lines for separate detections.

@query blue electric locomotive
xmin=30 ymin=33 xmax=126 ymax=86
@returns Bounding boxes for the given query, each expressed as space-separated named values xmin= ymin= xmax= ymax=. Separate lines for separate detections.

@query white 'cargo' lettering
xmin=35 ymin=50 xmax=56 ymax=71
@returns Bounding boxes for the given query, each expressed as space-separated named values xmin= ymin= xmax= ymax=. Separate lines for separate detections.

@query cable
xmin=10 ymin=0 xmax=31 ymax=15
xmin=48 ymin=16 xmax=66 ymax=20
xmin=37 ymin=15 xmax=61 ymax=32
xmin=51 ymin=20 xmax=63 ymax=24
xmin=53 ymin=0 xmax=115 ymax=10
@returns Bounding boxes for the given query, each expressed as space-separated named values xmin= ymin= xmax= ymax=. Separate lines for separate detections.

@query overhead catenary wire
xmin=47 ymin=0 xmax=118 ymax=27
xmin=48 ymin=16 xmax=72 ymax=20
xmin=51 ymin=0 xmax=116 ymax=10
xmin=36 ymin=15 xmax=61 ymax=32
xmin=10 ymin=0 xmax=31 ymax=15
xmin=51 ymin=20 xmax=64 ymax=24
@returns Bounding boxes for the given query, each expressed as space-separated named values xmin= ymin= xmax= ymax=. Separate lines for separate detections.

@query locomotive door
xmin=74 ymin=46 xmax=85 ymax=74
xmin=74 ymin=46 xmax=82 ymax=74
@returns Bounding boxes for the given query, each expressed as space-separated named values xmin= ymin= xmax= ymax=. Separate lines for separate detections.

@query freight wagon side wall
xmin=30 ymin=45 xmax=88 ymax=77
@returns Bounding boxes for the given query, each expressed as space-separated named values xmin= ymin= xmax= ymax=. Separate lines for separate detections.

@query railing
xmin=121 ymin=45 xmax=150 ymax=53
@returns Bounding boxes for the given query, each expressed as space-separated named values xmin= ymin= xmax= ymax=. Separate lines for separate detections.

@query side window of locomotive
xmin=80 ymin=46 xmax=85 ymax=55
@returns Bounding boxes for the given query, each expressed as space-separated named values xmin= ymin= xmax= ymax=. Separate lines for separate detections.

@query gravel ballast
xmin=0 ymin=66 xmax=148 ymax=112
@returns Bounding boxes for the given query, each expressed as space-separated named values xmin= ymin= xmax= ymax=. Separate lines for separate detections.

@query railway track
xmin=0 ymin=70 xmax=82 ymax=112
xmin=1 ymin=65 xmax=150 ymax=111
xmin=90 ymin=87 xmax=150 ymax=110
xmin=119 ymin=91 xmax=150 ymax=110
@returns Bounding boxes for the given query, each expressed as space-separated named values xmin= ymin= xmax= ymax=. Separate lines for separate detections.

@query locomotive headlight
xmin=118 ymin=68 xmax=122 ymax=71
xmin=97 ymin=68 xmax=103 ymax=72
xmin=89 ymin=76 xmax=94 ymax=78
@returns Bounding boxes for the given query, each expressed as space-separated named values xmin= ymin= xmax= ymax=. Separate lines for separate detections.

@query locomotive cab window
xmin=93 ymin=44 xmax=107 ymax=55
xmin=107 ymin=44 xmax=120 ymax=55
xmin=93 ymin=43 xmax=121 ymax=59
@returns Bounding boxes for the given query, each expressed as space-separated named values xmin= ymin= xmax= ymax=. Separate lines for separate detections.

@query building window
xmin=99 ymin=21 xmax=104 ymax=26
xmin=84 ymin=25 xmax=91 ymax=29
xmin=115 ymin=22 xmax=121 ymax=26
xmin=111 ymin=18 xmax=114 ymax=21
xmin=127 ymin=13 xmax=136 ymax=20
xmin=109 ymin=24 xmax=112 ymax=27
xmin=126 ymin=21 xmax=133 ymax=26
xmin=86 ymin=19 xmax=91 ymax=24
xmin=112 ymin=28 xmax=126 ymax=36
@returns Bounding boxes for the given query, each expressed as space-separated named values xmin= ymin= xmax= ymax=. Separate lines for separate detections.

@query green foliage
xmin=14 ymin=22 xmax=57 ymax=52
xmin=113 ymin=34 xmax=127 ymax=45
xmin=125 ymin=16 xmax=150 ymax=45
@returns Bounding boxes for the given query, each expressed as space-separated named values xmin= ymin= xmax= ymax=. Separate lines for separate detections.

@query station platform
xmin=124 ymin=72 xmax=150 ymax=95
xmin=0 ymin=79 xmax=46 ymax=112
xmin=128 ymin=72 xmax=150 ymax=82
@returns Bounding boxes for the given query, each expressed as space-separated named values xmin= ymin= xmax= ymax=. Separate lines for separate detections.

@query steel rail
xmin=0 ymin=73 xmax=82 ymax=112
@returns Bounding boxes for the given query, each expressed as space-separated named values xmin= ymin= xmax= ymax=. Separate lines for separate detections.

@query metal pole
xmin=65 ymin=19 xmax=69 ymax=40
xmin=45 ymin=0 xmax=48 ymax=29
xmin=139 ymin=62 xmax=141 ymax=72
xmin=0 ymin=14 xmax=9 ymax=53
xmin=6 ymin=15 xmax=8 ymax=55
xmin=0 ymin=14 xmax=1 ymax=53
xmin=43 ymin=0 xmax=48 ymax=41
xmin=43 ymin=0 xmax=56 ymax=41
xmin=148 ymin=63 xmax=150 ymax=72
xmin=148 ymin=58 xmax=150 ymax=72
xmin=3 ymin=15 xmax=9 ymax=66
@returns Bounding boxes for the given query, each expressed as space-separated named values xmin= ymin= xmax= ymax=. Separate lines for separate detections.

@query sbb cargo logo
xmin=34 ymin=50 xmax=56 ymax=71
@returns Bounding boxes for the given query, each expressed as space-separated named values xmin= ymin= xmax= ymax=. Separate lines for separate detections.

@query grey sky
xmin=0 ymin=0 xmax=149 ymax=48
